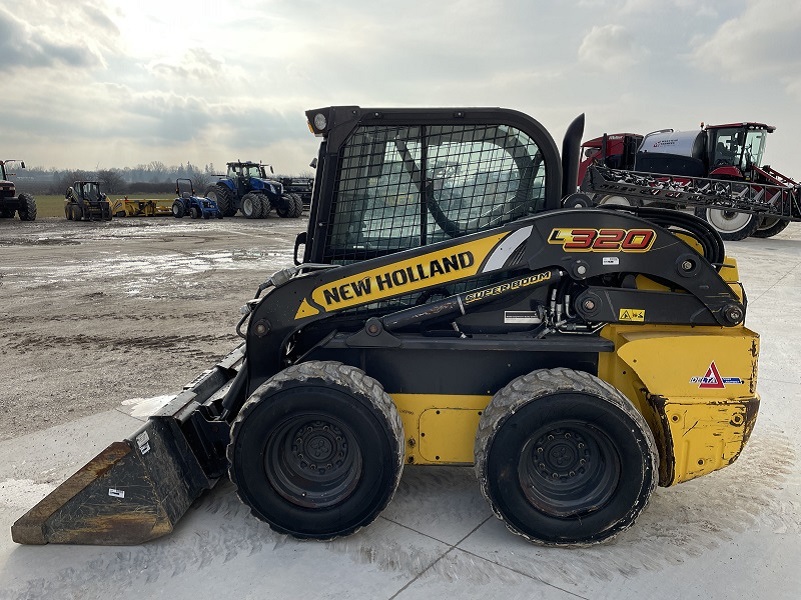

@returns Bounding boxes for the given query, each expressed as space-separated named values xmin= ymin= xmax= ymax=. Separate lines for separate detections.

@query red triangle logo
xmin=699 ymin=362 xmax=725 ymax=388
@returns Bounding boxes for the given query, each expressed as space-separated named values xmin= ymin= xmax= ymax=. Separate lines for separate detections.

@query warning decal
xmin=619 ymin=308 xmax=645 ymax=322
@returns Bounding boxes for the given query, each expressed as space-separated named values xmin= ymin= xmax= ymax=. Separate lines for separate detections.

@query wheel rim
xmin=705 ymin=208 xmax=752 ymax=233
xmin=757 ymin=216 xmax=781 ymax=230
xmin=265 ymin=413 xmax=363 ymax=509
xmin=598 ymin=195 xmax=633 ymax=207
xmin=517 ymin=421 xmax=620 ymax=518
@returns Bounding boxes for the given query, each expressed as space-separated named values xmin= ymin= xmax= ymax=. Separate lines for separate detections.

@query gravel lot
xmin=0 ymin=215 xmax=307 ymax=441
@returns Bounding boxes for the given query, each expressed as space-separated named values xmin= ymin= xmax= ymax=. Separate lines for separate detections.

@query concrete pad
xmin=1 ymin=228 xmax=800 ymax=599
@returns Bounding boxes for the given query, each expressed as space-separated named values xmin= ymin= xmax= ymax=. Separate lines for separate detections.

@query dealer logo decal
xmin=690 ymin=361 xmax=744 ymax=388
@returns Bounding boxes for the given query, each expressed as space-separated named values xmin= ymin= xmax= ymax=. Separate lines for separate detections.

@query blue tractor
xmin=204 ymin=161 xmax=303 ymax=219
xmin=172 ymin=178 xmax=223 ymax=219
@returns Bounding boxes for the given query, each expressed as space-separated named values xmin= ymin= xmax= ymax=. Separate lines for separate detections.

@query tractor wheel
xmin=241 ymin=193 xmax=264 ymax=219
xmin=17 ymin=194 xmax=37 ymax=221
xmin=172 ymin=201 xmax=185 ymax=218
xmin=276 ymin=193 xmax=303 ymax=218
xmin=205 ymin=184 xmax=237 ymax=217
xmin=475 ymin=367 xmax=658 ymax=546
xmin=228 ymin=361 xmax=405 ymax=540
xmin=597 ymin=194 xmax=639 ymax=207
xmin=752 ymin=216 xmax=790 ymax=238
xmin=562 ymin=193 xmax=593 ymax=209
xmin=694 ymin=206 xmax=759 ymax=241
xmin=262 ymin=196 xmax=274 ymax=218
xmin=257 ymin=195 xmax=272 ymax=218
xmin=65 ymin=204 xmax=73 ymax=220
xmin=72 ymin=205 xmax=83 ymax=221
xmin=189 ymin=206 xmax=201 ymax=219
xmin=290 ymin=193 xmax=304 ymax=217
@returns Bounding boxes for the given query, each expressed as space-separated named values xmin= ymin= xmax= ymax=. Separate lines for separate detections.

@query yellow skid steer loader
xmin=12 ymin=106 xmax=759 ymax=547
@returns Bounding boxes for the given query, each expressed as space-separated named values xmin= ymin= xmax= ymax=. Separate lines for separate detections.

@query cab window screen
xmin=324 ymin=124 xmax=545 ymax=263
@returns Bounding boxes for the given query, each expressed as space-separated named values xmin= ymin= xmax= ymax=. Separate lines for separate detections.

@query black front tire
xmin=228 ymin=361 xmax=404 ymax=540
xmin=475 ymin=368 xmax=658 ymax=546
xmin=241 ymin=192 xmax=265 ymax=219
xmin=189 ymin=206 xmax=201 ymax=219
xmin=290 ymin=193 xmax=304 ymax=216
xmin=276 ymin=193 xmax=303 ymax=218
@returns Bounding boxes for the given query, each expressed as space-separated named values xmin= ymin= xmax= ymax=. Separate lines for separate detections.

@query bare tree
xmin=57 ymin=170 xmax=96 ymax=194
xmin=148 ymin=161 xmax=168 ymax=182
xmin=186 ymin=163 xmax=210 ymax=191
xmin=97 ymin=169 xmax=126 ymax=194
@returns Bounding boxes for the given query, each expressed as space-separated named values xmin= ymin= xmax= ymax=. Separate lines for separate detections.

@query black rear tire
xmin=475 ymin=367 xmax=658 ymax=546
xmin=752 ymin=216 xmax=790 ymax=238
xmin=205 ymin=184 xmax=237 ymax=217
xmin=172 ymin=201 xmax=185 ymax=218
xmin=17 ymin=193 xmax=37 ymax=221
xmin=228 ymin=361 xmax=404 ymax=540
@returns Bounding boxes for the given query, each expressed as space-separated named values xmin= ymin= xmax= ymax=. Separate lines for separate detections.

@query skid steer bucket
xmin=11 ymin=346 xmax=244 ymax=545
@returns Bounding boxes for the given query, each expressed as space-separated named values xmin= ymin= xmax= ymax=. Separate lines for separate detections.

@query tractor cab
xmin=0 ymin=160 xmax=24 ymax=199
xmin=227 ymin=161 xmax=274 ymax=195
xmin=704 ymin=122 xmax=774 ymax=177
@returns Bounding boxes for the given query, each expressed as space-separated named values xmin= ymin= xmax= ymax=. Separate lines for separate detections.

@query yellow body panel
xmin=391 ymin=394 xmax=489 ymax=465
xmin=390 ymin=323 xmax=759 ymax=486
xmin=598 ymin=323 xmax=759 ymax=486
xmin=387 ymin=258 xmax=758 ymax=487
xmin=111 ymin=198 xmax=173 ymax=217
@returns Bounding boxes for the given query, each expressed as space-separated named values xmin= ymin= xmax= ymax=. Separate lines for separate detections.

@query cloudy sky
xmin=3 ymin=0 xmax=800 ymax=177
